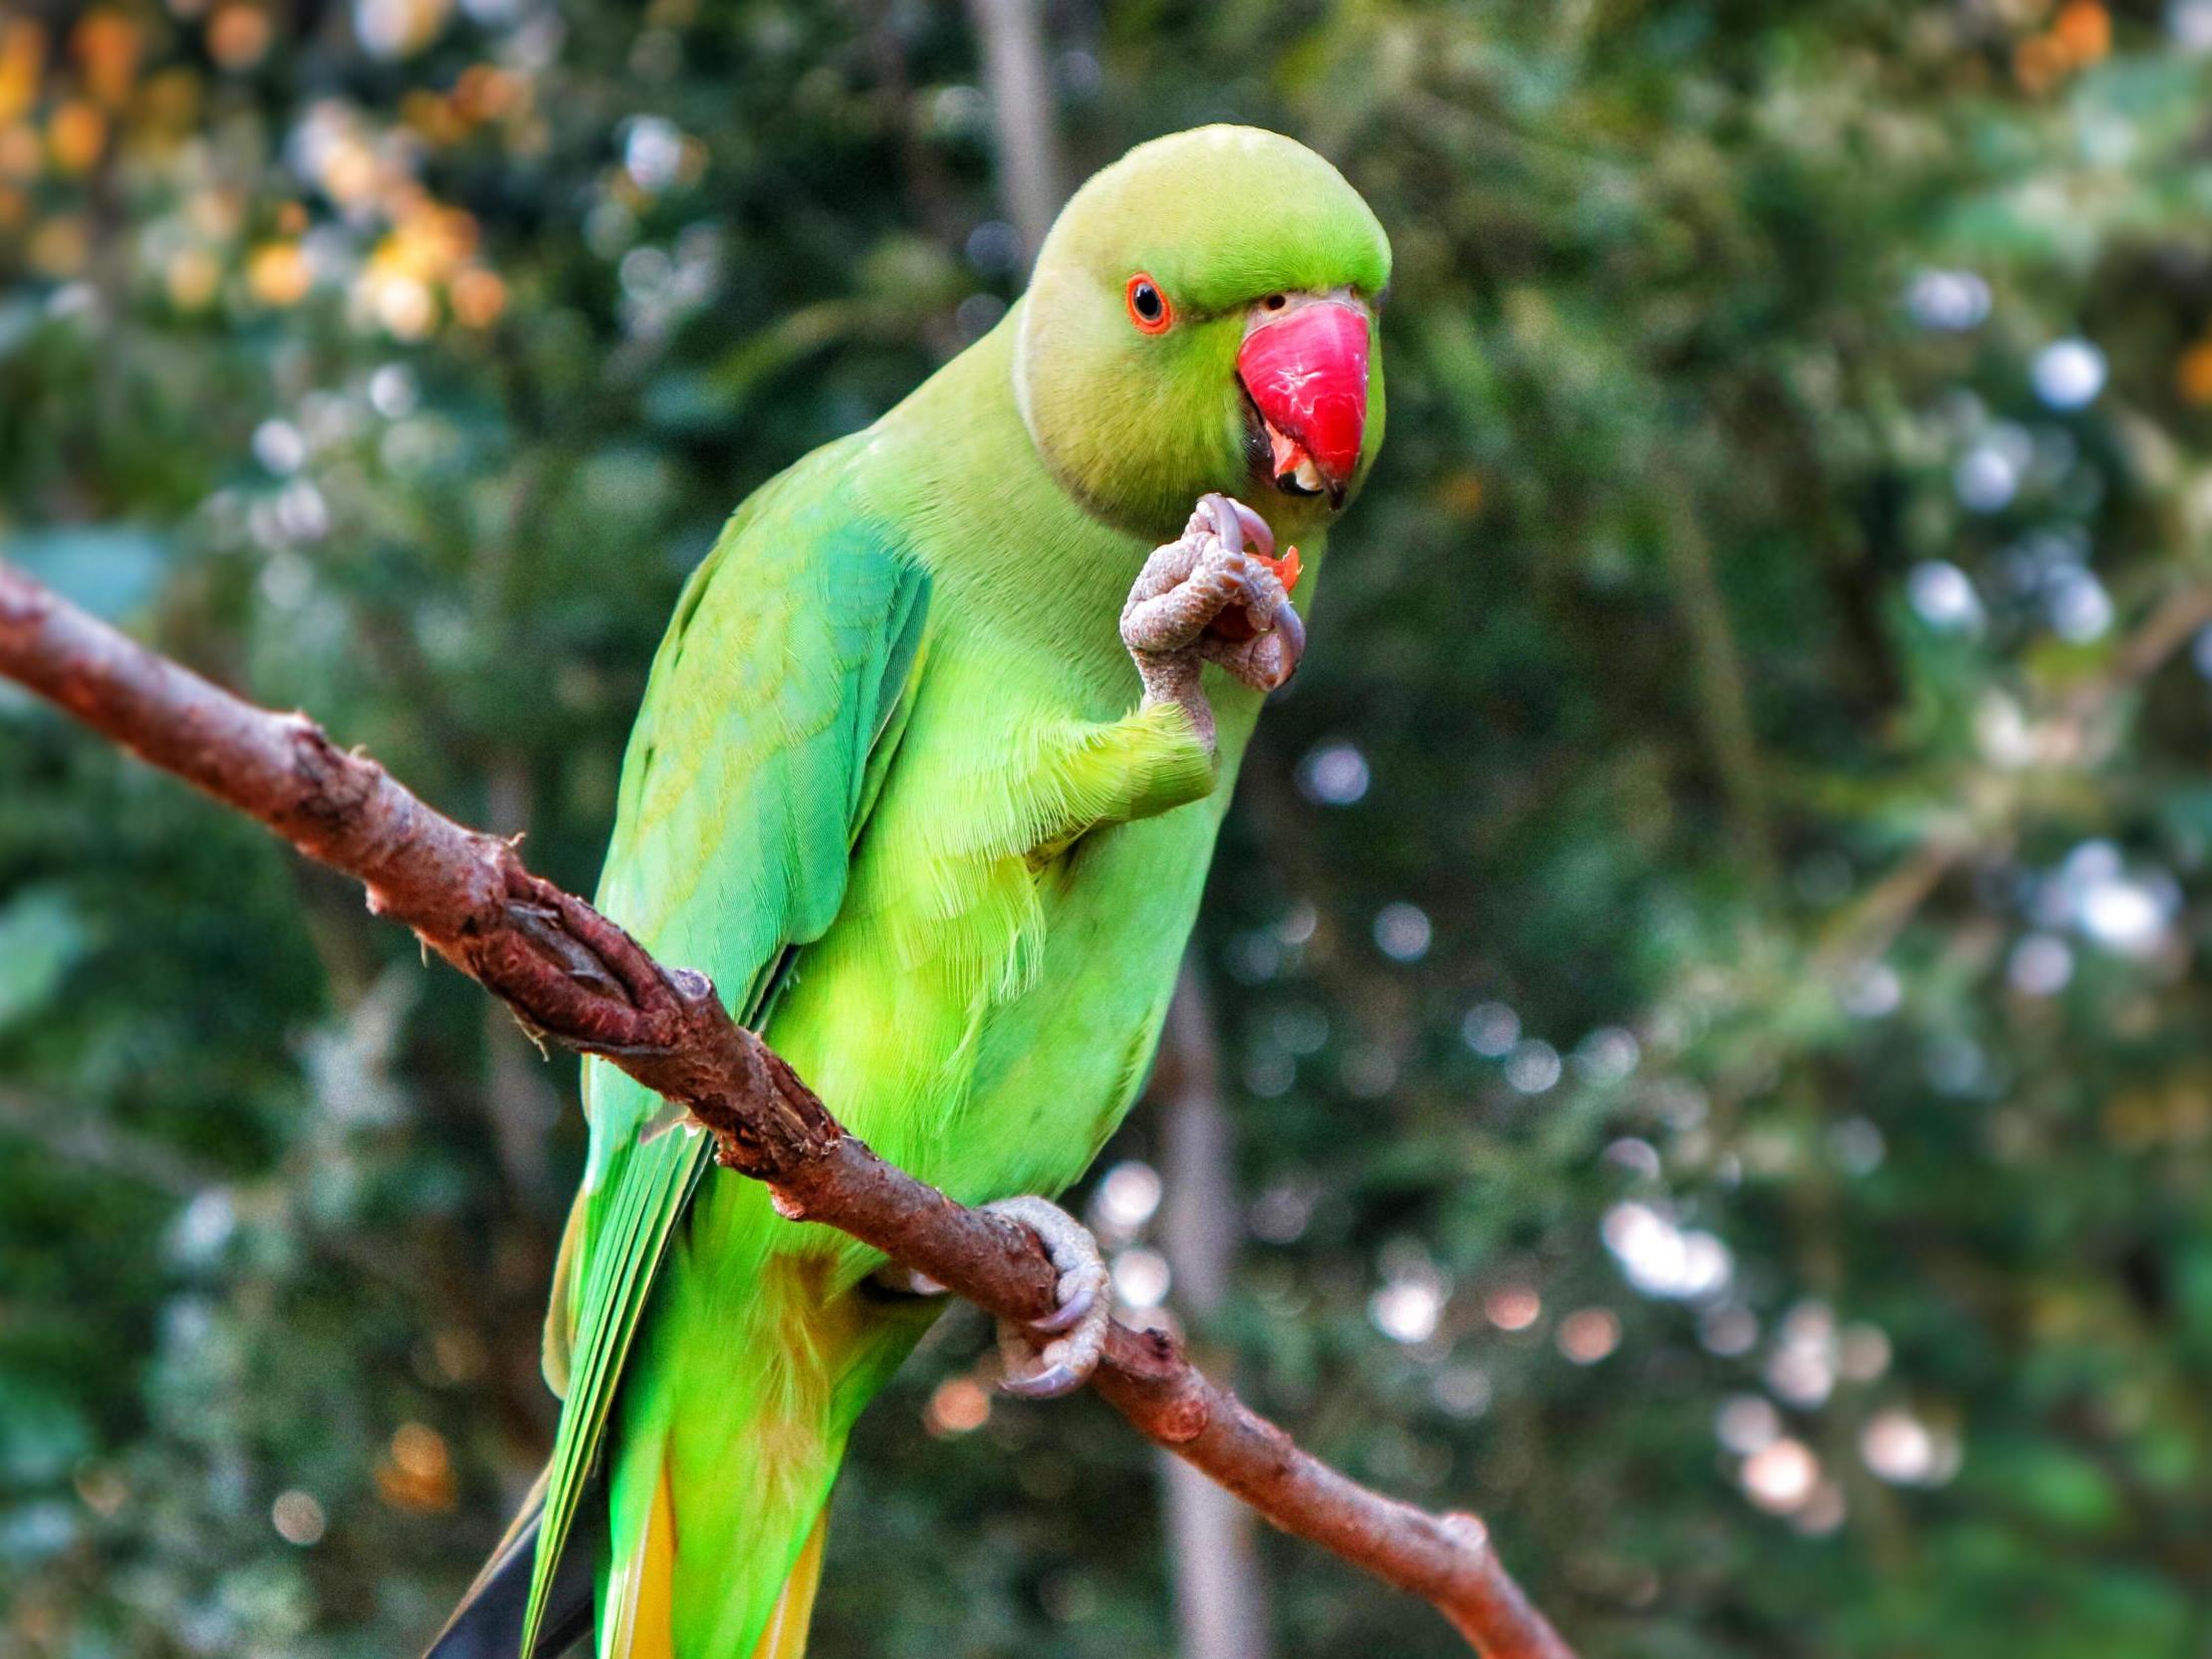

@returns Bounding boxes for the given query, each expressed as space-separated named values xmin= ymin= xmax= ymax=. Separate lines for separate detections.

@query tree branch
xmin=0 ymin=560 xmax=1574 ymax=1659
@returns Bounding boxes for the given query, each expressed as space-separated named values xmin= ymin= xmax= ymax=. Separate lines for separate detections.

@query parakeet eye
xmin=1263 ymin=293 xmax=1287 ymax=311
xmin=1124 ymin=274 xmax=1172 ymax=334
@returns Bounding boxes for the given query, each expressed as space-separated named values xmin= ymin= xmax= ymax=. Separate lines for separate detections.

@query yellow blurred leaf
xmin=0 ymin=21 xmax=45 ymax=129
xmin=187 ymin=186 xmax=243 ymax=239
xmin=448 ymin=264 xmax=504 ymax=329
xmin=2013 ymin=33 xmax=2068 ymax=94
xmin=1435 ymin=471 xmax=1486 ymax=517
xmin=206 ymin=4 xmax=271 ymax=72
xmin=70 ymin=10 xmax=141 ymax=110
xmin=48 ymin=100 xmax=107 ymax=173
xmin=28 ymin=213 xmax=88 ymax=278
xmin=401 ymin=88 xmax=464 ymax=145
xmin=453 ymin=64 xmax=520 ymax=122
xmin=2052 ymin=1 xmax=2109 ymax=64
xmin=247 ymin=240 xmax=311 ymax=306
xmin=165 ymin=246 xmax=221 ymax=311
xmin=373 ymin=1421 xmax=456 ymax=1512
xmin=0 ymin=123 xmax=37 ymax=181
xmin=2177 ymin=342 xmax=2212 ymax=406
xmin=135 ymin=66 xmax=202 ymax=137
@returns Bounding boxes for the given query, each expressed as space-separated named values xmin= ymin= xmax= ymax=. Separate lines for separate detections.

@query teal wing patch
xmin=524 ymin=445 xmax=930 ymax=1655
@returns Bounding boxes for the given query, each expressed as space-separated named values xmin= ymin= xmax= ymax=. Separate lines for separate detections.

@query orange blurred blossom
xmin=448 ymin=265 xmax=505 ymax=329
xmin=207 ymin=4 xmax=272 ymax=71
xmin=2178 ymin=341 xmax=2212 ymax=406
xmin=48 ymin=101 xmax=106 ymax=173
xmin=0 ymin=21 xmax=44 ymax=128
xmin=248 ymin=240 xmax=312 ymax=306
xmin=70 ymin=11 xmax=142 ymax=109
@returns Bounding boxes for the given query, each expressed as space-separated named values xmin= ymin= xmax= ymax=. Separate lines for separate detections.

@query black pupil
xmin=1133 ymin=284 xmax=1161 ymax=320
xmin=1266 ymin=294 xmax=1286 ymax=309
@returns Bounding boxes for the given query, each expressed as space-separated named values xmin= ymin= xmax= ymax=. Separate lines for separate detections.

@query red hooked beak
xmin=1236 ymin=297 xmax=1371 ymax=507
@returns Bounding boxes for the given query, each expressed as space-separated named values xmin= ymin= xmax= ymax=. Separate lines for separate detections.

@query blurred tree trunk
xmin=480 ymin=756 xmax=561 ymax=1216
xmin=1155 ymin=965 xmax=1274 ymax=1659
xmin=963 ymin=0 xmax=1068 ymax=266
xmin=475 ymin=464 xmax=566 ymax=1459
xmin=474 ymin=457 xmax=563 ymax=1220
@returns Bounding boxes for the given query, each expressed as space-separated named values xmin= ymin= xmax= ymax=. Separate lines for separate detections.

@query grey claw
xmin=1001 ymin=1362 xmax=1083 ymax=1400
xmin=1227 ymin=497 xmax=1275 ymax=560
xmin=1031 ymin=1281 xmax=1096 ymax=1334
xmin=1272 ymin=598 xmax=1307 ymax=680
xmin=1205 ymin=493 xmax=1243 ymax=557
xmin=982 ymin=1195 xmax=1111 ymax=1401
xmin=1199 ymin=493 xmax=1277 ymax=562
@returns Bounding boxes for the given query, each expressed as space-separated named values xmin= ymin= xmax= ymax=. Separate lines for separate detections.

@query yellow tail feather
xmin=748 ymin=1509 xmax=829 ymax=1659
xmin=601 ymin=1451 xmax=678 ymax=1659
xmin=599 ymin=1456 xmax=830 ymax=1659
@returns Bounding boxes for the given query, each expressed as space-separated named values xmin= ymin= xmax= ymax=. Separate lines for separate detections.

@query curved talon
xmin=983 ymin=1195 xmax=1112 ymax=1400
xmin=1272 ymin=598 xmax=1307 ymax=677
xmin=1000 ymin=1361 xmax=1082 ymax=1401
xmin=1229 ymin=497 xmax=1276 ymax=560
xmin=1205 ymin=493 xmax=1242 ymax=557
xmin=1198 ymin=492 xmax=1276 ymax=561
xmin=1030 ymin=1279 xmax=1097 ymax=1334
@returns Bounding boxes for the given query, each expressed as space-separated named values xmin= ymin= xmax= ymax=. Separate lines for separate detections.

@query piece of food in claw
xmin=1205 ymin=545 xmax=1302 ymax=643
xmin=1186 ymin=491 xmax=1299 ymax=645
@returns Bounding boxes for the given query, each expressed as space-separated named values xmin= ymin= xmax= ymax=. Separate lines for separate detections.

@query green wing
xmin=523 ymin=441 xmax=930 ymax=1654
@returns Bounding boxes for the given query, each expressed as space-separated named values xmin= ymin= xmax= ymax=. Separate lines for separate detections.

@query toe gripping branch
xmin=983 ymin=1197 xmax=1114 ymax=1399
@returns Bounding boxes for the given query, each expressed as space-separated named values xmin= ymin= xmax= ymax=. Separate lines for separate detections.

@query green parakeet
xmin=429 ymin=124 xmax=1388 ymax=1659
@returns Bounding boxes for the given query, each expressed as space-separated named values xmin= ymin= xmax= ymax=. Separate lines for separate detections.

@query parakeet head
xmin=1014 ymin=125 xmax=1390 ymax=543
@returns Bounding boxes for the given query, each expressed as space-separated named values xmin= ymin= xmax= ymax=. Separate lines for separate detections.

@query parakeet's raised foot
xmin=982 ymin=1196 xmax=1114 ymax=1399
xmin=1121 ymin=492 xmax=1306 ymax=751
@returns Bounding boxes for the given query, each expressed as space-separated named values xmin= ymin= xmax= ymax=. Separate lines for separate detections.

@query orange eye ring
xmin=1124 ymin=273 xmax=1172 ymax=335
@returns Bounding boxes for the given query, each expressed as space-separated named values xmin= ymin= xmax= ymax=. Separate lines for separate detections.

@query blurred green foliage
xmin=13 ymin=1 xmax=2212 ymax=1655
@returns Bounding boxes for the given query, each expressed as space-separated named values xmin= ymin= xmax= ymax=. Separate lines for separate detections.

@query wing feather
xmin=520 ymin=443 xmax=930 ymax=1655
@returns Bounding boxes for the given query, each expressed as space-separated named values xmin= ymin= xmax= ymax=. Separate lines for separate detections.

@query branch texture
xmin=0 ymin=560 xmax=1573 ymax=1659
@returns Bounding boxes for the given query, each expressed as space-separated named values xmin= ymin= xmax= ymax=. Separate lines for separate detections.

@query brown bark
xmin=0 ymin=559 xmax=1574 ymax=1659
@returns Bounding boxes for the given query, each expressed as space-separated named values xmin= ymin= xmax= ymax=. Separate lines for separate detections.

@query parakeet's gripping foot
xmin=982 ymin=1196 xmax=1113 ymax=1400
xmin=1120 ymin=493 xmax=1305 ymax=753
